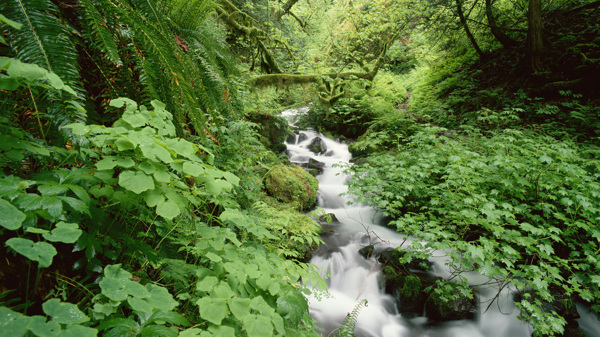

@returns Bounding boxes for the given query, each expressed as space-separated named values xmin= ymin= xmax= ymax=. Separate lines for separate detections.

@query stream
xmin=280 ymin=107 xmax=600 ymax=337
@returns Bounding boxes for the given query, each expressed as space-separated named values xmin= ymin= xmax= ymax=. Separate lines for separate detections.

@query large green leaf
xmin=118 ymin=170 xmax=154 ymax=194
xmin=0 ymin=306 xmax=29 ymax=337
xmin=42 ymin=299 xmax=89 ymax=324
xmin=228 ymin=298 xmax=251 ymax=320
xmin=182 ymin=162 xmax=205 ymax=176
xmin=140 ymin=325 xmax=178 ymax=337
xmin=6 ymin=238 xmax=56 ymax=268
xmin=27 ymin=316 xmax=61 ymax=337
xmin=61 ymin=325 xmax=98 ymax=337
xmin=243 ymin=315 xmax=273 ymax=337
xmin=99 ymin=277 xmax=129 ymax=302
xmin=0 ymin=198 xmax=26 ymax=230
xmin=156 ymin=198 xmax=180 ymax=220
xmin=196 ymin=297 xmax=227 ymax=325
xmin=42 ymin=222 xmax=82 ymax=244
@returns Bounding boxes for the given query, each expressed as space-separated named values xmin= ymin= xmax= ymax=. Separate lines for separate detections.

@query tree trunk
xmin=526 ymin=0 xmax=543 ymax=72
xmin=456 ymin=0 xmax=485 ymax=58
xmin=484 ymin=0 xmax=518 ymax=48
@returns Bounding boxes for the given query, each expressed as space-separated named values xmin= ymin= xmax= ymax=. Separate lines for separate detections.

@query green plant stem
xmin=28 ymin=86 xmax=46 ymax=143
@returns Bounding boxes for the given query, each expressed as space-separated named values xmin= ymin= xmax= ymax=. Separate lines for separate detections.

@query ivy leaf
xmin=0 ymin=198 xmax=26 ymax=230
xmin=196 ymin=297 xmax=227 ymax=325
xmin=42 ymin=299 xmax=89 ymax=324
xmin=118 ymin=171 xmax=154 ymax=194
xmin=6 ymin=238 xmax=57 ymax=268
xmin=42 ymin=222 xmax=82 ymax=243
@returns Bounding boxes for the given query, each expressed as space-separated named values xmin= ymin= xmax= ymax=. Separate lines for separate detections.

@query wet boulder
xmin=425 ymin=282 xmax=476 ymax=321
xmin=300 ymin=158 xmax=326 ymax=176
xmin=377 ymin=248 xmax=432 ymax=272
xmin=318 ymin=213 xmax=338 ymax=225
xmin=298 ymin=132 xmax=309 ymax=143
xmin=286 ymin=132 xmax=297 ymax=144
xmin=308 ymin=137 xmax=327 ymax=154
xmin=358 ymin=245 xmax=374 ymax=259
xmin=263 ymin=163 xmax=318 ymax=211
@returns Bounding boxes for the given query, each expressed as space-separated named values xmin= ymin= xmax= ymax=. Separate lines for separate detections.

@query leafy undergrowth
xmin=0 ymin=59 xmax=325 ymax=336
xmin=345 ymin=125 xmax=600 ymax=335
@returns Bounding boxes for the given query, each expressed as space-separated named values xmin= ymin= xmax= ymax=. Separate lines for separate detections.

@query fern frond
xmin=157 ymin=0 xmax=215 ymax=31
xmin=79 ymin=0 xmax=122 ymax=65
xmin=1 ymin=0 xmax=87 ymax=134
xmin=337 ymin=299 xmax=368 ymax=337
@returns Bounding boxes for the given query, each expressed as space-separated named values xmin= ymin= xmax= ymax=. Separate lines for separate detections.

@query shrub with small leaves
xmin=345 ymin=125 xmax=600 ymax=335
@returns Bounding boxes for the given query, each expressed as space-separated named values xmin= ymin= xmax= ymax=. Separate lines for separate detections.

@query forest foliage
xmin=1 ymin=0 xmax=600 ymax=336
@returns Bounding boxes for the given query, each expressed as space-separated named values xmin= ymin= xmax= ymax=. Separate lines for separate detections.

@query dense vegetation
xmin=1 ymin=0 xmax=599 ymax=336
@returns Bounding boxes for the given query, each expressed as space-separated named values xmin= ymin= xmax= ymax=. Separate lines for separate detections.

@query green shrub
xmin=345 ymin=125 xmax=600 ymax=335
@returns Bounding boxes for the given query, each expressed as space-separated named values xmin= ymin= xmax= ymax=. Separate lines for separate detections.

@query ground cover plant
xmin=344 ymin=124 xmax=600 ymax=335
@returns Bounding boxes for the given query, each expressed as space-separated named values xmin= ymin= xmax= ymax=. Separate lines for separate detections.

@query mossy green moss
xmin=263 ymin=164 xmax=318 ymax=211
xmin=400 ymin=275 xmax=421 ymax=300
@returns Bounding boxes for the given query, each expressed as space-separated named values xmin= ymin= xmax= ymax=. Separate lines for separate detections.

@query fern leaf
xmin=337 ymin=299 xmax=368 ymax=337
xmin=1 ymin=0 xmax=87 ymax=132
xmin=79 ymin=0 xmax=122 ymax=65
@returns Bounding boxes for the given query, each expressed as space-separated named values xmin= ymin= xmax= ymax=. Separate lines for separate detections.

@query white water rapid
xmin=280 ymin=107 xmax=598 ymax=337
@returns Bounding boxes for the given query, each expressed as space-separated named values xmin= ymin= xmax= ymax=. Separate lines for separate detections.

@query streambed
xmin=280 ymin=107 xmax=599 ymax=337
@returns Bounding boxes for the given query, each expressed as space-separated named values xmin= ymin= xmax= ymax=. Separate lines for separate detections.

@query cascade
xmin=281 ymin=107 xmax=599 ymax=337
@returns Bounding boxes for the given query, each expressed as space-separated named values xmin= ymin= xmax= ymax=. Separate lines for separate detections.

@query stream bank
xmin=280 ymin=107 xmax=600 ymax=337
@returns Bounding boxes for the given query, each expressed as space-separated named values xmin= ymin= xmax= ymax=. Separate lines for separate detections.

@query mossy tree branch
xmin=249 ymin=42 xmax=389 ymax=87
xmin=216 ymin=0 xmax=284 ymax=73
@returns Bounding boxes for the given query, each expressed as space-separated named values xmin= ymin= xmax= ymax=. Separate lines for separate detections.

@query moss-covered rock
xmin=400 ymin=275 xmax=421 ymax=301
xmin=263 ymin=164 xmax=318 ymax=211
xmin=246 ymin=112 xmax=290 ymax=152
xmin=358 ymin=245 xmax=374 ymax=259
xmin=308 ymin=137 xmax=327 ymax=154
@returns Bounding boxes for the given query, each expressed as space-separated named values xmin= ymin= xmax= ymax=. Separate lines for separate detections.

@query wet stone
xmin=308 ymin=137 xmax=327 ymax=154
xmin=298 ymin=132 xmax=309 ymax=143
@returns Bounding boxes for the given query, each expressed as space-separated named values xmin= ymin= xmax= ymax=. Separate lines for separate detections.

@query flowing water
xmin=280 ymin=107 xmax=599 ymax=337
